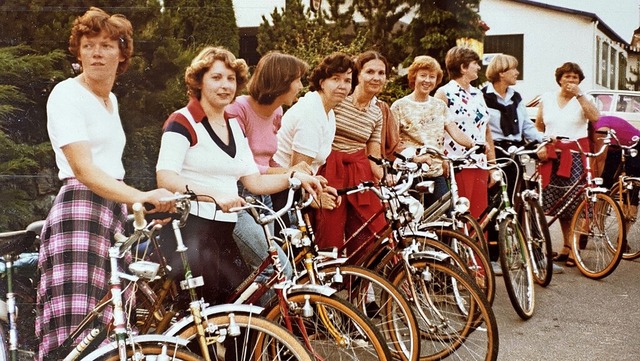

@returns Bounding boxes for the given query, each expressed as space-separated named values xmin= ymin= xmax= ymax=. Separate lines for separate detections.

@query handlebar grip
xmin=132 ymin=203 xmax=147 ymax=230
xmin=367 ymin=155 xmax=383 ymax=165
xmin=475 ymin=144 xmax=486 ymax=154
xmin=337 ymin=185 xmax=360 ymax=196
xmin=142 ymin=202 xmax=179 ymax=221
xmin=393 ymin=152 xmax=407 ymax=161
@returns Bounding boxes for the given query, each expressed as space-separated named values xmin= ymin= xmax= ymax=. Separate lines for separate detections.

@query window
xmin=618 ymin=53 xmax=627 ymax=90
xmin=483 ymin=34 xmax=524 ymax=80
xmin=601 ymin=42 xmax=609 ymax=86
xmin=592 ymin=93 xmax=613 ymax=112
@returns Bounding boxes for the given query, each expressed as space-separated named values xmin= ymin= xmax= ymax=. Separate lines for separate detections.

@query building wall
xmin=480 ymin=0 xmax=626 ymax=102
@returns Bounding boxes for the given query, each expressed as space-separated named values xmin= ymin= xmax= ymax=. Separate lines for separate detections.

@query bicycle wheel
xmin=610 ymin=181 xmax=640 ymax=260
xmin=498 ymin=216 xmax=535 ymax=320
xmin=172 ymin=313 xmax=312 ymax=361
xmin=388 ymin=258 xmax=499 ymax=361
xmin=302 ymin=264 xmax=420 ymax=361
xmin=521 ymin=197 xmax=553 ymax=287
xmin=456 ymin=213 xmax=487 ymax=253
xmin=570 ymin=193 xmax=626 ymax=279
xmin=428 ymin=228 xmax=495 ymax=305
xmin=99 ymin=342 xmax=203 ymax=360
xmin=264 ymin=292 xmax=392 ymax=360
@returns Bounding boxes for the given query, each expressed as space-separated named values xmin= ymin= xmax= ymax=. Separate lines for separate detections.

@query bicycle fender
xmin=286 ymin=283 xmax=336 ymax=297
xmin=408 ymin=250 xmax=451 ymax=263
xmin=80 ymin=334 xmax=190 ymax=361
xmin=163 ymin=304 xmax=265 ymax=337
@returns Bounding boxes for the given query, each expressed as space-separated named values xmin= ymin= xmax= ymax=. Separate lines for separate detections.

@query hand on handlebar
xmin=292 ymin=173 xmax=325 ymax=202
xmin=536 ymin=146 xmax=548 ymax=161
xmin=140 ymin=188 xmax=176 ymax=213
xmin=215 ymin=193 xmax=247 ymax=213
xmin=310 ymin=186 xmax=342 ymax=210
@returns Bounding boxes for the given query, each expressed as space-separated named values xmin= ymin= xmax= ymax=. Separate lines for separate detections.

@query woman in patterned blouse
xmin=391 ymin=55 xmax=474 ymax=207
xmin=435 ymin=46 xmax=497 ymax=219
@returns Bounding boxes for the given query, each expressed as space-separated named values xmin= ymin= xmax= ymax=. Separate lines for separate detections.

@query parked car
xmin=526 ymin=90 xmax=640 ymax=130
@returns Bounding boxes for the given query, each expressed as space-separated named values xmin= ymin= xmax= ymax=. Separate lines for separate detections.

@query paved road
xmin=493 ymin=220 xmax=640 ymax=360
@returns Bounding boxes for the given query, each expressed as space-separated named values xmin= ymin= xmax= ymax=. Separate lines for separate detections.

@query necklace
xmin=211 ymin=120 xmax=226 ymax=128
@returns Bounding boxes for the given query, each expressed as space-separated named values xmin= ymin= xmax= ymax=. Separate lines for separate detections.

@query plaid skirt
xmin=542 ymin=153 xmax=584 ymax=220
xmin=35 ymin=178 xmax=127 ymax=360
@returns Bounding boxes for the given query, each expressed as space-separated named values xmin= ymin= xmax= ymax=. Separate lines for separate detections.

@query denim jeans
xmin=234 ymin=183 xmax=293 ymax=283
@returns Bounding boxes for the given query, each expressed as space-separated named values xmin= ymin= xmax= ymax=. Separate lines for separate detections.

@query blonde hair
xmin=485 ymin=54 xmax=518 ymax=83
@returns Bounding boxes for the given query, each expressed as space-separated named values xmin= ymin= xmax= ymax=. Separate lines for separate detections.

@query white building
xmin=480 ymin=0 xmax=635 ymax=102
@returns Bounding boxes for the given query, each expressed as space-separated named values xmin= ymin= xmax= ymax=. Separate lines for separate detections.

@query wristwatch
xmin=576 ymin=93 xmax=584 ymax=98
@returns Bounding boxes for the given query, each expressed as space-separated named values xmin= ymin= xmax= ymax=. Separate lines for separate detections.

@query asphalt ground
xmin=493 ymin=220 xmax=640 ymax=360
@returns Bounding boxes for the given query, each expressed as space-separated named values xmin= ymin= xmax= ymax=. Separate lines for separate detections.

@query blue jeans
xmin=234 ymin=184 xmax=293 ymax=283
xmin=421 ymin=175 xmax=449 ymax=208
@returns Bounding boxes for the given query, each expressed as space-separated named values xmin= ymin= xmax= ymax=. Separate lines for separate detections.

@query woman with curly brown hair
xmin=156 ymin=46 xmax=324 ymax=306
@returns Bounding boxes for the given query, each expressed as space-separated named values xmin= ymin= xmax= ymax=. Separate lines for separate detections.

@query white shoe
xmin=552 ymin=263 xmax=564 ymax=274
xmin=491 ymin=261 xmax=502 ymax=276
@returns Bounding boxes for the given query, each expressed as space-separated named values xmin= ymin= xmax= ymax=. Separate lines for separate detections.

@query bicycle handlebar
xmin=229 ymin=177 xmax=302 ymax=226
xmin=555 ymin=135 xmax=609 ymax=158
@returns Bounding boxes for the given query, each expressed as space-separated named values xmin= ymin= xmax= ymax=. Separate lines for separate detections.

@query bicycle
xmin=603 ymin=130 xmax=640 ymax=259
xmin=153 ymin=180 xmax=391 ymax=360
xmin=492 ymin=141 xmax=555 ymax=287
xmin=449 ymin=152 xmax=536 ymax=320
xmin=297 ymin=157 xmax=499 ymax=360
xmin=284 ymin=195 xmax=421 ymax=361
xmin=120 ymin=193 xmax=314 ymax=361
xmin=0 ymin=220 xmax=42 ymax=361
xmin=39 ymin=202 xmax=202 ymax=360
xmin=401 ymin=145 xmax=497 ymax=303
xmin=535 ymin=136 xmax=626 ymax=279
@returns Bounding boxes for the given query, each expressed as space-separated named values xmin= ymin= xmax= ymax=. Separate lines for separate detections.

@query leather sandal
xmin=553 ymin=246 xmax=572 ymax=262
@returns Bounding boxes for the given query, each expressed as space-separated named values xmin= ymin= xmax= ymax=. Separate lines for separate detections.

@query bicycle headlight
xmin=630 ymin=149 xmax=638 ymax=158
xmin=519 ymin=154 xmax=531 ymax=165
xmin=491 ymin=170 xmax=502 ymax=182
xmin=593 ymin=177 xmax=603 ymax=186
xmin=455 ymin=197 xmax=471 ymax=214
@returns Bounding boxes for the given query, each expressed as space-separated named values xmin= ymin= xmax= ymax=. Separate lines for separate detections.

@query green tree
xmin=402 ymin=0 xmax=484 ymax=65
xmin=0 ymin=45 xmax=66 ymax=144
xmin=163 ymin=0 xmax=239 ymax=54
xmin=350 ymin=0 xmax=412 ymax=66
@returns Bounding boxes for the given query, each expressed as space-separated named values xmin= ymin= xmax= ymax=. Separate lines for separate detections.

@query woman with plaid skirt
xmin=35 ymin=8 xmax=175 ymax=360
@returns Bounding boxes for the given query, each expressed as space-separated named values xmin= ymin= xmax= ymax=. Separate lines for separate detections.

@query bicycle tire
xmin=423 ymin=228 xmax=495 ymax=305
xmin=99 ymin=342 xmax=203 ymax=361
xmin=521 ymin=197 xmax=553 ymax=287
xmin=388 ymin=258 xmax=499 ymax=361
xmin=299 ymin=264 xmax=420 ymax=361
xmin=263 ymin=292 xmax=392 ymax=360
xmin=498 ymin=216 xmax=535 ymax=320
xmin=610 ymin=181 xmax=640 ymax=260
xmin=570 ymin=193 xmax=626 ymax=279
xmin=172 ymin=313 xmax=313 ymax=361
xmin=457 ymin=213 xmax=488 ymax=253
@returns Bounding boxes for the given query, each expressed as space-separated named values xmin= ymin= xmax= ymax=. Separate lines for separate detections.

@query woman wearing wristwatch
xmin=535 ymin=61 xmax=599 ymax=267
